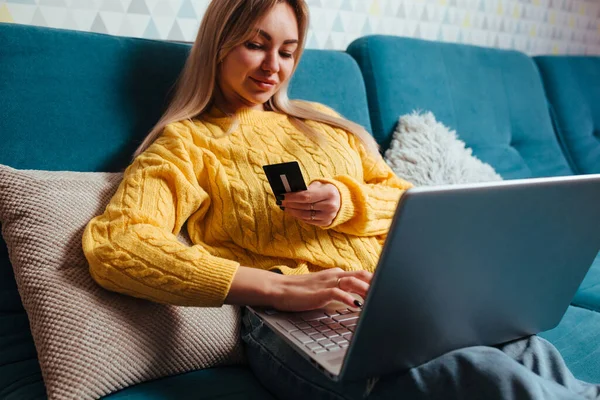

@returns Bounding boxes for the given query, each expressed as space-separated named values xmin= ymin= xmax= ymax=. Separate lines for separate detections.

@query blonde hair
xmin=134 ymin=0 xmax=379 ymax=159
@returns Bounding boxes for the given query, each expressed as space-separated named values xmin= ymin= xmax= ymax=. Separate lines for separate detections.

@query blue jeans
xmin=242 ymin=309 xmax=600 ymax=400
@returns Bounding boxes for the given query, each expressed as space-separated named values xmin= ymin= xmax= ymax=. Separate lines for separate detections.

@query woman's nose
xmin=262 ymin=52 xmax=280 ymax=73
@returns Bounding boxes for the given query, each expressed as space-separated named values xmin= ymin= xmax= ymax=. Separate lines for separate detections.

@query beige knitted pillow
xmin=0 ymin=165 xmax=245 ymax=400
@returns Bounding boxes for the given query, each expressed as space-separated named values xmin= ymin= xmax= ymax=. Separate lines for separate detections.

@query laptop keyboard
xmin=267 ymin=307 xmax=360 ymax=355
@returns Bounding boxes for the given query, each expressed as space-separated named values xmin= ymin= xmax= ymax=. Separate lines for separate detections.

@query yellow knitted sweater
xmin=82 ymin=104 xmax=413 ymax=307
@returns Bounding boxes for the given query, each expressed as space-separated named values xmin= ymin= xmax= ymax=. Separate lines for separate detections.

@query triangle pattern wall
xmin=1 ymin=0 xmax=599 ymax=55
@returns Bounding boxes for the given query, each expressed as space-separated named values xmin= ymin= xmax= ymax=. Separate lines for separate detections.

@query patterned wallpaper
xmin=1 ymin=0 xmax=599 ymax=55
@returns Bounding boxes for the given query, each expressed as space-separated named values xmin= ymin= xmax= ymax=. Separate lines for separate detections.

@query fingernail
xmin=353 ymin=300 xmax=363 ymax=308
xmin=276 ymin=200 xmax=282 ymax=206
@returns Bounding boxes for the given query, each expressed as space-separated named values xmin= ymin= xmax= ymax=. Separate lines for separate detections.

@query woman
xmin=82 ymin=0 xmax=600 ymax=399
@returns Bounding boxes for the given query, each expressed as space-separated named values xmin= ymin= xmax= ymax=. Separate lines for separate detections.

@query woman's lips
xmin=250 ymin=77 xmax=276 ymax=90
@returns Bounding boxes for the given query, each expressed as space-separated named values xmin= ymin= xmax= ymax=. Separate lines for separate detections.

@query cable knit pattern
xmin=83 ymin=103 xmax=413 ymax=307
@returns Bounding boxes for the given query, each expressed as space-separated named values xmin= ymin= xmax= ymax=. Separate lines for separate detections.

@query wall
xmin=1 ymin=0 xmax=599 ymax=55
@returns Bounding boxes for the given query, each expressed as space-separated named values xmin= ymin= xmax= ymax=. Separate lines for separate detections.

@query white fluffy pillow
xmin=385 ymin=111 xmax=503 ymax=186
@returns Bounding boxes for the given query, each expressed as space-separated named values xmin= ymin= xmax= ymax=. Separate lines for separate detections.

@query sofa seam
xmin=365 ymin=37 xmax=385 ymax=152
xmin=533 ymin=58 xmax=580 ymax=175
xmin=569 ymin=57 xmax=595 ymax=174
xmin=569 ymin=303 xmax=600 ymax=314
xmin=500 ymin=59 xmax=515 ymax=150
xmin=437 ymin=44 xmax=459 ymax=140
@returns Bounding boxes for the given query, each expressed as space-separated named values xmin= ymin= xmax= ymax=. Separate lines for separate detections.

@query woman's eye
xmin=246 ymin=42 xmax=262 ymax=50
xmin=280 ymin=52 xmax=293 ymax=59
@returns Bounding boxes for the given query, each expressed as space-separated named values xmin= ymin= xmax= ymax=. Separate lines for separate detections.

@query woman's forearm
xmin=224 ymin=266 xmax=283 ymax=307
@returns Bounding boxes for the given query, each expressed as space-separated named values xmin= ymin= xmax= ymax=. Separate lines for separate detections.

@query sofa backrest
xmin=347 ymin=35 xmax=574 ymax=180
xmin=290 ymin=51 xmax=373 ymax=135
xmin=0 ymin=22 xmax=371 ymax=172
xmin=0 ymin=23 xmax=189 ymax=171
xmin=534 ymin=56 xmax=600 ymax=175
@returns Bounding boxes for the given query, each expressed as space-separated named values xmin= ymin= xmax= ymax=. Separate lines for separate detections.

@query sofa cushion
xmin=0 ymin=22 xmax=370 ymax=173
xmin=103 ymin=366 xmax=275 ymax=399
xmin=534 ymin=56 xmax=600 ymax=175
xmin=347 ymin=35 xmax=573 ymax=179
xmin=290 ymin=51 xmax=372 ymax=133
xmin=540 ymin=305 xmax=600 ymax=384
xmin=0 ymin=242 xmax=46 ymax=399
xmin=0 ymin=166 xmax=247 ymax=399
xmin=572 ymin=253 xmax=600 ymax=313
xmin=0 ymin=23 xmax=188 ymax=173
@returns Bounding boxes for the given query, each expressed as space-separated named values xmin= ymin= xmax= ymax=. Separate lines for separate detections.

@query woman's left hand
xmin=281 ymin=181 xmax=341 ymax=227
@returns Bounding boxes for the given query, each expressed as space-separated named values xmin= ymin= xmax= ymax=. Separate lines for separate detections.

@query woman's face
xmin=217 ymin=2 xmax=299 ymax=112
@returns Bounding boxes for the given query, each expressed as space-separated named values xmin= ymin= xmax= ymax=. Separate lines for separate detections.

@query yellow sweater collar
xmin=203 ymin=105 xmax=288 ymax=127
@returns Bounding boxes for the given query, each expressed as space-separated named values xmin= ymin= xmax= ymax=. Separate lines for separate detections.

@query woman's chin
xmin=246 ymin=93 xmax=274 ymax=106
xmin=243 ymin=86 xmax=277 ymax=102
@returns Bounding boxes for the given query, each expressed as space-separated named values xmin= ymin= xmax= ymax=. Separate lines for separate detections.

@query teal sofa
xmin=1 ymin=22 xmax=599 ymax=399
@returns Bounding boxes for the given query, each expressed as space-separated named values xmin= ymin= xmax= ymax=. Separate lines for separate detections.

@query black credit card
xmin=263 ymin=161 xmax=308 ymax=196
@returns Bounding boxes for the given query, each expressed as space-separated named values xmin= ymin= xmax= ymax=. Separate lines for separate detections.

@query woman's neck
xmin=212 ymin=89 xmax=265 ymax=115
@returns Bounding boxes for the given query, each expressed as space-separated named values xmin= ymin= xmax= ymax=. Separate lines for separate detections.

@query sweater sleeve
xmin=82 ymin=123 xmax=239 ymax=307
xmin=307 ymin=104 xmax=414 ymax=237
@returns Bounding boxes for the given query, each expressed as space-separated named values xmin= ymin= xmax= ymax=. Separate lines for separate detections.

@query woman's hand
xmin=270 ymin=268 xmax=372 ymax=312
xmin=226 ymin=267 xmax=372 ymax=312
xmin=281 ymin=181 xmax=341 ymax=227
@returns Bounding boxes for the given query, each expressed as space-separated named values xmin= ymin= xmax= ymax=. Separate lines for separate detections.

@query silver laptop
xmin=247 ymin=174 xmax=600 ymax=382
